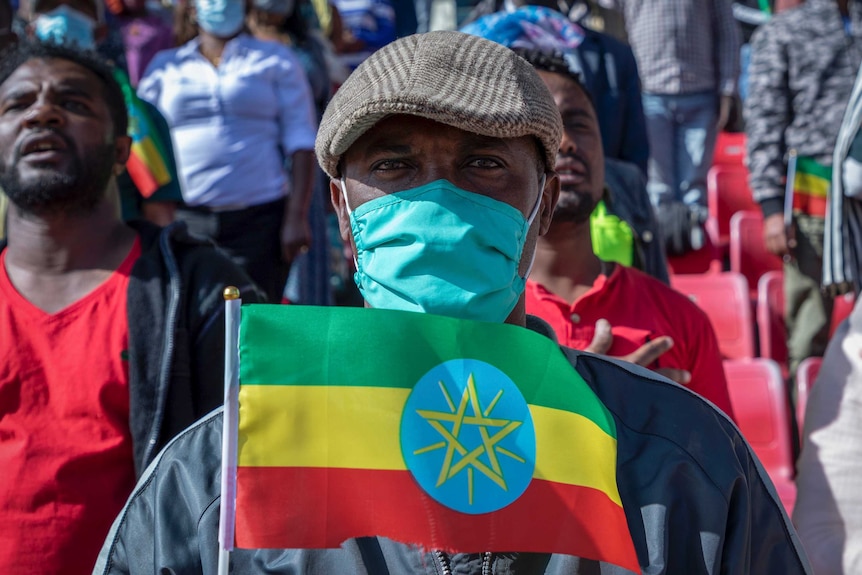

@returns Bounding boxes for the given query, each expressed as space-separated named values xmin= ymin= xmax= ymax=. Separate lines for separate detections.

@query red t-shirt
xmin=0 ymin=239 xmax=141 ymax=575
xmin=526 ymin=265 xmax=735 ymax=420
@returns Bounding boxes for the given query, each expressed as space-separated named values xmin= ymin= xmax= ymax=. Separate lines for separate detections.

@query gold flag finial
xmin=223 ymin=286 xmax=240 ymax=300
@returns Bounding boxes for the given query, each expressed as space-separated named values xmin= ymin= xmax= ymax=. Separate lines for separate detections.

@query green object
xmin=239 ymin=304 xmax=616 ymax=435
xmin=590 ymin=200 xmax=634 ymax=267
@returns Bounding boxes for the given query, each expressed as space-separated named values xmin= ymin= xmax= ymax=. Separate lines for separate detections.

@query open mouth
xmin=20 ymin=134 xmax=68 ymax=159
xmin=556 ymin=161 xmax=588 ymax=186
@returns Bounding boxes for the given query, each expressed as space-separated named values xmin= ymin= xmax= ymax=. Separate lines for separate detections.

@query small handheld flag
xmin=114 ymin=69 xmax=174 ymax=199
xmin=224 ymin=305 xmax=639 ymax=572
xmin=789 ymin=154 xmax=832 ymax=219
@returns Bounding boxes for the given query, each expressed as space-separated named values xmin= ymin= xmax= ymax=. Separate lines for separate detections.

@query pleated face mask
xmin=342 ymin=177 xmax=544 ymax=323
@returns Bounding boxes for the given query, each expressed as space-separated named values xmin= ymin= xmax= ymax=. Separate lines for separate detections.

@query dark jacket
xmin=124 ymin=221 xmax=263 ymax=473
xmin=604 ymin=158 xmax=669 ymax=283
xmin=94 ymin=319 xmax=810 ymax=575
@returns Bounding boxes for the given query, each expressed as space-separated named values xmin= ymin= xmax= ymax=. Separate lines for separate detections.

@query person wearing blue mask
xmin=138 ymin=0 xmax=319 ymax=302
xmin=95 ymin=31 xmax=809 ymax=575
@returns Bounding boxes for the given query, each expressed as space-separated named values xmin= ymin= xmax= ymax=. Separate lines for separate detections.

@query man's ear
xmin=113 ymin=134 xmax=132 ymax=175
xmin=538 ymin=172 xmax=560 ymax=235
xmin=330 ymin=177 xmax=355 ymax=251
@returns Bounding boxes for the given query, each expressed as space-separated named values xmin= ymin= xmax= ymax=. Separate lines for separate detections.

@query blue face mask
xmin=194 ymin=0 xmax=245 ymax=38
xmin=34 ymin=5 xmax=96 ymax=50
xmin=343 ymin=178 xmax=544 ymax=323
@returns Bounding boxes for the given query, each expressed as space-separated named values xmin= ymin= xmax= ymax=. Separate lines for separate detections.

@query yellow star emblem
xmin=412 ymin=373 xmax=525 ymax=505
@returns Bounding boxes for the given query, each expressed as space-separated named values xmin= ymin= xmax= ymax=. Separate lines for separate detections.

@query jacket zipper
xmin=141 ymin=225 xmax=181 ymax=468
xmin=482 ymin=552 xmax=493 ymax=575
xmin=433 ymin=551 xmax=494 ymax=575
xmin=434 ymin=550 xmax=451 ymax=575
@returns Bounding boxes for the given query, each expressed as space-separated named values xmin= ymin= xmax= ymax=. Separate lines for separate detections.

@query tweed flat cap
xmin=315 ymin=31 xmax=563 ymax=178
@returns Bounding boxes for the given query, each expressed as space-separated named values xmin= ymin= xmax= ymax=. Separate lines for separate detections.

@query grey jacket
xmin=745 ymin=0 xmax=862 ymax=217
xmin=94 ymin=321 xmax=810 ymax=575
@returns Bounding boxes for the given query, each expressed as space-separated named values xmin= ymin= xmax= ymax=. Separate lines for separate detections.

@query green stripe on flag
xmin=796 ymin=156 xmax=832 ymax=181
xmin=239 ymin=305 xmax=616 ymax=438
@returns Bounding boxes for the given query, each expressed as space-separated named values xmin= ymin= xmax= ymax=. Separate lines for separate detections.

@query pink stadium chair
xmin=831 ymin=292 xmax=856 ymax=338
xmin=795 ymin=357 xmax=823 ymax=442
xmin=723 ymin=358 xmax=796 ymax=514
xmin=756 ymin=271 xmax=788 ymax=375
xmin=706 ymin=165 xmax=758 ymax=252
xmin=712 ymin=131 xmax=747 ymax=167
xmin=672 ymin=272 xmax=755 ymax=360
xmin=731 ymin=211 xmax=783 ymax=301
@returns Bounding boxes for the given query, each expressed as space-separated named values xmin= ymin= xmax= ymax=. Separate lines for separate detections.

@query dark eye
xmin=1 ymin=100 xmax=30 ymax=114
xmin=372 ymin=159 xmax=408 ymax=171
xmin=467 ymin=157 xmax=503 ymax=169
xmin=63 ymin=100 xmax=90 ymax=113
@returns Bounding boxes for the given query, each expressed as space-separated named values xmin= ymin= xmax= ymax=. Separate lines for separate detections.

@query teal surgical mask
xmin=195 ymin=0 xmax=245 ymax=38
xmin=34 ymin=5 xmax=96 ymax=50
xmin=342 ymin=177 xmax=544 ymax=323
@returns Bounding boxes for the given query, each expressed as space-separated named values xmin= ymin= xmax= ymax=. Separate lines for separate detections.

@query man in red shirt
xmin=0 ymin=41 xmax=260 ymax=574
xmin=519 ymin=49 xmax=735 ymax=419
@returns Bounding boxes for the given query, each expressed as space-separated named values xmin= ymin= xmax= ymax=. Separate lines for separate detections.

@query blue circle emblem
xmin=400 ymin=359 xmax=536 ymax=514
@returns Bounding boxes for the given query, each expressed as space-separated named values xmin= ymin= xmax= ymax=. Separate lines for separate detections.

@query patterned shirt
xmin=744 ymin=0 xmax=862 ymax=213
xmin=607 ymin=0 xmax=741 ymax=96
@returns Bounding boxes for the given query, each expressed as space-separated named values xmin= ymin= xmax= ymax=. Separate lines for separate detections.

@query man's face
xmin=538 ymin=70 xmax=604 ymax=225
xmin=0 ymin=57 xmax=129 ymax=214
xmin=331 ymin=114 xmax=558 ymax=288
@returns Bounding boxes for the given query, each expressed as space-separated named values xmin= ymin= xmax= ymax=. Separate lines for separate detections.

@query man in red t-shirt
xmin=518 ymin=49 xmax=735 ymax=419
xmin=0 ymin=42 xmax=260 ymax=574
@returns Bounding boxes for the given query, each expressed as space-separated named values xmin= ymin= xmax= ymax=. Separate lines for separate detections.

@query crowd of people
xmin=1 ymin=0 xmax=862 ymax=572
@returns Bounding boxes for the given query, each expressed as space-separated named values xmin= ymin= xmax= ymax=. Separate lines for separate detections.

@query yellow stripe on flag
xmin=238 ymin=385 xmax=621 ymax=504
xmin=239 ymin=385 xmax=410 ymax=470
xmin=795 ymin=171 xmax=829 ymax=198
xmin=133 ymin=137 xmax=171 ymax=185
xmin=530 ymin=404 xmax=621 ymax=505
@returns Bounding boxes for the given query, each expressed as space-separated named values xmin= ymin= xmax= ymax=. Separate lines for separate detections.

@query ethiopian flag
xmin=234 ymin=305 xmax=639 ymax=572
xmin=792 ymin=156 xmax=832 ymax=217
xmin=113 ymin=69 xmax=173 ymax=199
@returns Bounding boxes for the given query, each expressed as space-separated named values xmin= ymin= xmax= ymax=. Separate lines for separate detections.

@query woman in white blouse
xmin=138 ymin=0 xmax=318 ymax=301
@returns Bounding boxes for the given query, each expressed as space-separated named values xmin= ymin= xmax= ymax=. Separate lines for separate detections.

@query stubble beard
xmin=0 ymin=140 xmax=116 ymax=217
xmin=552 ymin=187 xmax=597 ymax=224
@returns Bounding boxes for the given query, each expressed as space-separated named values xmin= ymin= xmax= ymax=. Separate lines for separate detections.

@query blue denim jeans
xmin=642 ymin=91 xmax=719 ymax=214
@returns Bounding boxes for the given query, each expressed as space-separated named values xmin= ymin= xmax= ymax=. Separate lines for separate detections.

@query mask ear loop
xmin=339 ymin=175 xmax=352 ymax=214
xmin=521 ymin=174 xmax=547 ymax=280
xmin=340 ymin=176 xmax=360 ymax=270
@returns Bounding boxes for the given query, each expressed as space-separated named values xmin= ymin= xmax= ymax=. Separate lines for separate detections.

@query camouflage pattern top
xmin=744 ymin=0 xmax=862 ymax=217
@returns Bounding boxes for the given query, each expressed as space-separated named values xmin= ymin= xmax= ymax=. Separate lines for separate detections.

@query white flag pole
xmin=784 ymin=149 xmax=798 ymax=230
xmin=218 ymin=287 xmax=242 ymax=575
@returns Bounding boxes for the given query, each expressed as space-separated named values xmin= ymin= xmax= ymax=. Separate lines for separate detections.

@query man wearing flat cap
xmin=94 ymin=31 xmax=811 ymax=575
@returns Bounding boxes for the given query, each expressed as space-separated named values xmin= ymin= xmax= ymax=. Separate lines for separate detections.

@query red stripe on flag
xmin=792 ymin=190 xmax=828 ymax=217
xmin=126 ymin=153 xmax=159 ymax=198
xmin=235 ymin=466 xmax=639 ymax=571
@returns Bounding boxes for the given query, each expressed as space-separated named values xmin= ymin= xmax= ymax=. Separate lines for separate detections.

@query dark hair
xmin=0 ymin=40 xmax=129 ymax=137
xmin=280 ymin=0 xmax=310 ymax=44
xmin=511 ymin=47 xmax=596 ymax=111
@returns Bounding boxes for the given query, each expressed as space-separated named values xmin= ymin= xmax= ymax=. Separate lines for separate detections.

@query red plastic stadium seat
xmin=706 ymin=165 xmax=758 ymax=252
xmin=666 ymin=236 xmax=722 ymax=275
xmin=713 ymin=131 xmax=747 ymax=167
xmin=831 ymin=292 xmax=856 ymax=338
xmin=723 ymin=358 xmax=796 ymax=514
xmin=795 ymin=356 xmax=823 ymax=441
xmin=731 ymin=211 xmax=783 ymax=301
xmin=756 ymin=271 xmax=788 ymax=374
xmin=672 ymin=272 xmax=755 ymax=360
